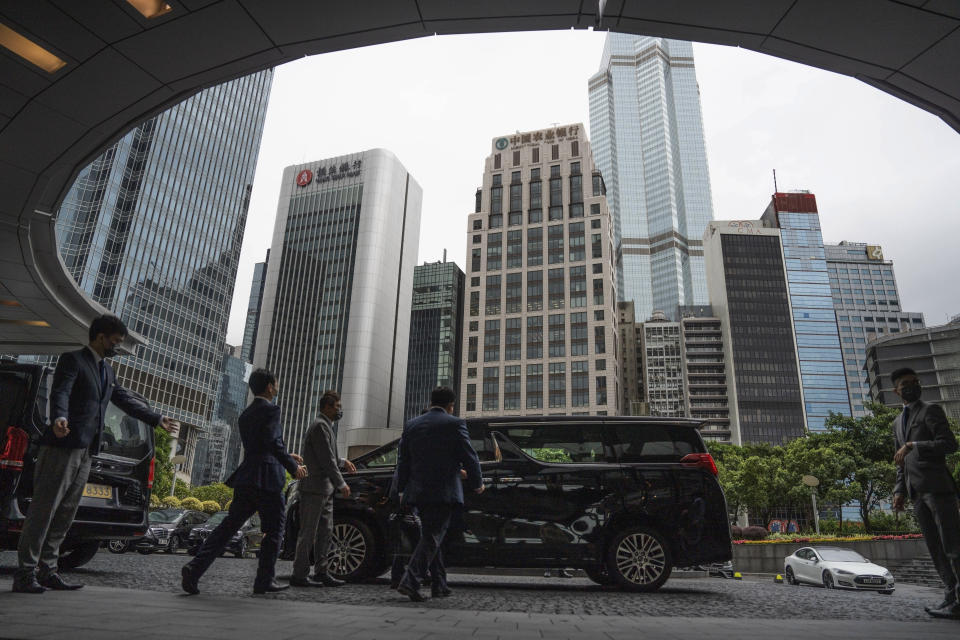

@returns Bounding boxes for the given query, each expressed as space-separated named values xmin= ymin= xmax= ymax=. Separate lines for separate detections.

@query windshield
xmin=819 ymin=549 xmax=867 ymax=562
xmin=205 ymin=512 xmax=228 ymax=526
xmin=148 ymin=509 xmax=183 ymax=524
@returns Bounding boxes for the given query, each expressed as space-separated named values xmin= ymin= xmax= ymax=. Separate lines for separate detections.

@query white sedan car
xmin=784 ymin=546 xmax=895 ymax=593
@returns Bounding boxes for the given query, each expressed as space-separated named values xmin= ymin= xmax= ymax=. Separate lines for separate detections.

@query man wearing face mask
xmin=890 ymin=367 xmax=960 ymax=620
xmin=290 ymin=390 xmax=356 ymax=587
xmin=13 ymin=314 xmax=178 ymax=594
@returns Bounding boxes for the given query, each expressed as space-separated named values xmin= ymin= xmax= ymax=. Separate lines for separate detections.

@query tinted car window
xmin=466 ymin=423 xmax=495 ymax=462
xmin=499 ymin=424 xmax=612 ymax=463
xmin=100 ymin=402 xmax=151 ymax=461
xmin=365 ymin=441 xmax=398 ymax=467
xmin=609 ymin=424 xmax=703 ymax=463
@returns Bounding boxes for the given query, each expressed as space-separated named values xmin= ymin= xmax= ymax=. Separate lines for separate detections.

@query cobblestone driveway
xmin=0 ymin=549 xmax=944 ymax=621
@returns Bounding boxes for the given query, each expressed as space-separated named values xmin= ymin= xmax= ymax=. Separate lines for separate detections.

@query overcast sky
xmin=225 ymin=29 xmax=960 ymax=345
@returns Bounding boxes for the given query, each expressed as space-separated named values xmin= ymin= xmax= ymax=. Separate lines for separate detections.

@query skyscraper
xmin=51 ymin=71 xmax=273 ymax=474
xmin=588 ymin=34 xmax=714 ymax=321
xmin=256 ymin=150 xmax=421 ymax=458
xmin=403 ymin=259 xmax=465 ymax=422
xmin=761 ymin=192 xmax=850 ymax=431
xmin=241 ymin=252 xmax=269 ymax=364
xmin=704 ymin=220 xmax=805 ymax=445
xmin=461 ymin=124 xmax=619 ymax=417
xmin=825 ymin=241 xmax=924 ymax=416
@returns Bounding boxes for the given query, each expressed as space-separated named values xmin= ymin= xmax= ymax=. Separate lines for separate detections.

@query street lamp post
xmin=802 ymin=475 xmax=820 ymax=535
xmin=169 ymin=454 xmax=187 ymax=497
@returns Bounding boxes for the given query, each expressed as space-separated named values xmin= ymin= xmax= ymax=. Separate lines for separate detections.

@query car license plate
xmin=82 ymin=483 xmax=113 ymax=499
xmin=864 ymin=578 xmax=883 ymax=584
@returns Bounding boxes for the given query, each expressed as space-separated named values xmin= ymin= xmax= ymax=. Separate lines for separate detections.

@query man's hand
xmin=342 ymin=458 xmax=357 ymax=474
xmin=474 ymin=484 xmax=485 ymax=495
xmin=339 ymin=484 xmax=351 ymax=498
xmin=892 ymin=494 xmax=906 ymax=512
xmin=893 ymin=442 xmax=913 ymax=466
xmin=290 ymin=453 xmax=304 ymax=464
xmin=295 ymin=465 xmax=308 ymax=480
xmin=460 ymin=469 xmax=468 ymax=479
xmin=52 ymin=417 xmax=70 ymax=438
xmin=158 ymin=416 xmax=179 ymax=434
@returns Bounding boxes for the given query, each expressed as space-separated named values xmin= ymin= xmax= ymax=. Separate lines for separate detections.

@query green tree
xmin=151 ymin=426 xmax=175 ymax=498
xmin=199 ymin=500 xmax=221 ymax=514
xmin=181 ymin=496 xmax=202 ymax=511
xmin=161 ymin=496 xmax=181 ymax=509
xmin=191 ymin=483 xmax=233 ymax=509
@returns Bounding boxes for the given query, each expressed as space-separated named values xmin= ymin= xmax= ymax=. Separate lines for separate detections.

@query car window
xmin=499 ymin=424 xmax=612 ymax=463
xmin=796 ymin=549 xmax=809 ymax=560
xmin=100 ymin=401 xmax=151 ymax=461
xmin=467 ymin=423 xmax=495 ymax=462
xmin=818 ymin=549 xmax=866 ymax=562
xmin=365 ymin=442 xmax=398 ymax=467
xmin=609 ymin=424 xmax=703 ymax=463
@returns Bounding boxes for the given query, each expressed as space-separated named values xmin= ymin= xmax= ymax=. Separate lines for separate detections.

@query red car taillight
xmin=681 ymin=453 xmax=718 ymax=476
xmin=147 ymin=457 xmax=155 ymax=489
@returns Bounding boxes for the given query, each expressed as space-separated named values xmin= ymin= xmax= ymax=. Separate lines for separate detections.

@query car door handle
xmin=499 ymin=477 xmax=523 ymax=483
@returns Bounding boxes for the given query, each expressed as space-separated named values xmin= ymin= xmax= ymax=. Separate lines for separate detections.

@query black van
xmin=0 ymin=362 xmax=156 ymax=569
xmin=281 ymin=416 xmax=731 ymax=592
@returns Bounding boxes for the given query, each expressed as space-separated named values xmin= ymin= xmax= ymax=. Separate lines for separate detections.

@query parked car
xmin=187 ymin=511 xmax=262 ymax=558
xmin=134 ymin=508 xmax=209 ymax=554
xmin=784 ymin=546 xmax=895 ymax=593
xmin=0 ymin=362 xmax=156 ymax=570
xmin=280 ymin=416 xmax=732 ymax=592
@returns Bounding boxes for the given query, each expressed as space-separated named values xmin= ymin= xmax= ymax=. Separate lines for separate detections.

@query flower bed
xmin=732 ymin=533 xmax=923 ymax=545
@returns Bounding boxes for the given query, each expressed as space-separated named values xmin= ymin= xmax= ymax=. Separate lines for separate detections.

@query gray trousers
xmin=914 ymin=492 xmax=960 ymax=602
xmin=292 ymin=491 xmax=334 ymax=580
xmin=16 ymin=446 xmax=91 ymax=579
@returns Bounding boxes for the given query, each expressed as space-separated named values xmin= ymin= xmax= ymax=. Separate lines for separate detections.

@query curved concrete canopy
xmin=1 ymin=1 xmax=958 ymax=353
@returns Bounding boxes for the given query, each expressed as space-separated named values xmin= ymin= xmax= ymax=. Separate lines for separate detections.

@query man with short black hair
xmin=181 ymin=368 xmax=307 ymax=595
xmin=395 ymin=386 xmax=482 ymax=602
xmin=890 ymin=366 xmax=960 ymax=619
xmin=290 ymin=389 xmax=356 ymax=587
xmin=13 ymin=314 xmax=178 ymax=594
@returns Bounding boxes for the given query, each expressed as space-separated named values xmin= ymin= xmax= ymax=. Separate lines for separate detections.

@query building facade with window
xmin=703 ymin=221 xmax=806 ymax=445
xmin=640 ymin=311 xmax=685 ymax=417
xmin=761 ymin=192 xmax=850 ymax=431
xmin=241 ymin=253 xmax=269 ymax=364
xmin=403 ymin=259 xmax=465 ymax=422
xmin=255 ymin=150 xmax=421 ymax=458
xmin=679 ymin=306 xmax=731 ymax=443
xmin=617 ymin=301 xmax=645 ymax=416
xmin=825 ymin=241 xmax=924 ymax=417
xmin=461 ymin=124 xmax=620 ymax=417
xmin=588 ymin=34 xmax=714 ymax=321
xmin=42 ymin=71 xmax=272 ymax=476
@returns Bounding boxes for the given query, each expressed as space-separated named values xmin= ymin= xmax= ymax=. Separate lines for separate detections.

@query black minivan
xmin=281 ymin=416 xmax=731 ymax=592
xmin=0 ymin=362 xmax=156 ymax=569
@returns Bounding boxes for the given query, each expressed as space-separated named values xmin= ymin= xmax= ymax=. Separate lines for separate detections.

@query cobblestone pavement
xmin=0 ymin=549 xmax=947 ymax=622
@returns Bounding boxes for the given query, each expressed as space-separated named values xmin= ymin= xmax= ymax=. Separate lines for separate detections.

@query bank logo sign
xmin=296 ymin=169 xmax=313 ymax=187
xmin=295 ymin=160 xmax=363 ymax=187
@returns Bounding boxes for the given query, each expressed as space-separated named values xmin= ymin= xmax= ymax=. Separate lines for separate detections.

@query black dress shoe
xmin=181 ymin=565 xmax=199 ymax=595
xmin=926 ymin=597 xmax=958 ymax=613
xmin=39 ymin=573 xmax=83 ymax=590
xmin=253 ymin=581 xmax=289 ymax=594
xmin=313 ymin=573 xmax=345 ymax=587
xmin=397 ymin=583 xmax=425 ymax=602
xmin=928 ymin=602 xmax=960 ymax=620
xmin=289 ymin=577 xmax=323 ymax=587
xmin=431 ymin=586 xmax=452 ymax=598
xmin=12 ymin=577 xmax=46 ymax=594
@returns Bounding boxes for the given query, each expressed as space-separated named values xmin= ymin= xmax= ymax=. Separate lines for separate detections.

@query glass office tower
xmin=403 ymin=260 xmax=465 ymax=422
xmin=241 ymin=253 xmax=269 ymax=364
xmin=761 ymin=192 xmax=850 ymax=431
xmin=588 ymin=34 xmax=714 ymax=321
xmin=53 ymin=71 xmax=273 ymax=473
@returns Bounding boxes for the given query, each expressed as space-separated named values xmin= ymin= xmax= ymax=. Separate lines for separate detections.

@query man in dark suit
xmin=13 ymin=314 xmax=178 ymax=594
xmin=395 ymin=386 xmax=483 ymax=602
xmin=290 ymin=389 xmax=355 ymax=587
xmin=181 ymin=368 xmax=307 ymax=595
xmin=890 ymin=367 xmax=960 ymax=619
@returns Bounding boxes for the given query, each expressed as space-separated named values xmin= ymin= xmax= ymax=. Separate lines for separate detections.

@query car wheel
xmin=822 ymin=571 xmax=835 ymax=589
xmin=167 ymin=535 xmax=180 ymax=554
xmin=234 ymin=538 xmax=247 ymax=558
xmin=584 ymin=563 xmax=616 ymax=586
xmin=57 ymin=541 xmax=101 ymax=571
xmin=107 ymin=539 xmax=128 ymax=554
xmin=327 ymin=517 xmax=379 ymax=582
xmin=605 ymin=525 xmax=673 ymax=592
xmin=785 ymin=566 xmax=798 ymax=585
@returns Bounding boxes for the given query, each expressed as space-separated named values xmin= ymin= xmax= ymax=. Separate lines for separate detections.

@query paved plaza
xmin=1 ymin=550 xmax=958 ymax=638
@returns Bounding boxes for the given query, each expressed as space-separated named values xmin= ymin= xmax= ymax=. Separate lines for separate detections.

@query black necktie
xmin=901 ymin=405 xmax=909 ymax=442
xmin=99 ymin=360 xmax=107 ymax=395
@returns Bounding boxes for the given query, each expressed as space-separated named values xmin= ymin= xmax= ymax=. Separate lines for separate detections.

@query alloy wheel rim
xmin=109 ymin=540 xmax=125 ymax=552
xmin=615 ymin=532 xmax=666 ymax=585
xmin=327 ymin=523 xmax=366 ymax=576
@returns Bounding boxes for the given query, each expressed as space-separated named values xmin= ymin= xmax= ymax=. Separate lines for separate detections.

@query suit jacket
xmin=893 ymin=400 xmax=959 ymax=498
xmin=298 ymin=416 xmax=345 ymax=496
xmin=396 ymin=408 xmax=482 ymax=505
xmin=45 ymin=347 xmax=160 ymax=451
xmin=225 ymin=398 xmax=300 ymax=493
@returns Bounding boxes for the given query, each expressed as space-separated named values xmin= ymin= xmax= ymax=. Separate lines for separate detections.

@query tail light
xmin=681 ymin=453 xmax=718 ymax=476
xmin=147 ymin=457 xmax=156 ymax=489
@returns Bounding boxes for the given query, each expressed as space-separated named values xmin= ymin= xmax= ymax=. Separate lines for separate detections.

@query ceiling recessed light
xmin=0 ymin=318 xmax=50 ymax=327
xmin=126 ymin=0 xmax=173 ymax=19
xmin=0 ymin=299 xmax=23 ymax=307
xmin=0 ymin=23 xmax=66 ymax=73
